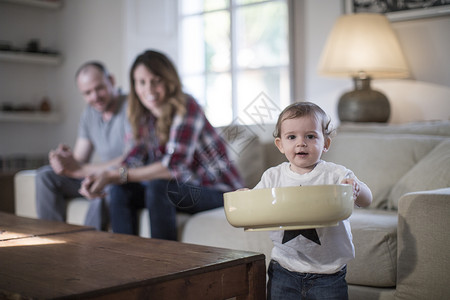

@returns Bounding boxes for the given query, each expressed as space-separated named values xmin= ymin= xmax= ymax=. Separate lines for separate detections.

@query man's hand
xmin=49 ymin=144 xmax=80 ymax=176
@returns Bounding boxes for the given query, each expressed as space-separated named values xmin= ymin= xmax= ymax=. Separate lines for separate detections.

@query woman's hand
xmin=79 ymin=171 xmax=110 ymax=199
xmin=341 ymin=178 xmax=360 ymax=202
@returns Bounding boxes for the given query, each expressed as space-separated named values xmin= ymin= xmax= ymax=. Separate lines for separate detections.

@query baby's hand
xmin=341 ymin=178 xmax=360 ymax=201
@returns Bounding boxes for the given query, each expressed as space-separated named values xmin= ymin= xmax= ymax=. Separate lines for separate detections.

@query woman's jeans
xmin=267 ymin=260 xmax=348 ymax=300
xmin=109 ymin=179 xmax=224 ymax=240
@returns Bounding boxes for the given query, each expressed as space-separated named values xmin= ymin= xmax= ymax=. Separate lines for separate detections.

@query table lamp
xmin=318 ymin=13 xmax=410 ymax=122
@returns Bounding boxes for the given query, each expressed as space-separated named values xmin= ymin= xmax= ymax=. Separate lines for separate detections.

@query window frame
xmin=178 ymin=0 xmax=294 ymax=127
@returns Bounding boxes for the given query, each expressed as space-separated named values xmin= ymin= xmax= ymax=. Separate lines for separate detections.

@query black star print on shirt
xmin=281 ymin=184 xmax=322 ymax=245
xmin=282 ymin=229 xmax=321 ymax=245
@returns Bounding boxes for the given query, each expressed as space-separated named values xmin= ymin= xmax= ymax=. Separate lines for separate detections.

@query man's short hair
xmin=75 ymin=61 xmax=109 ymax=80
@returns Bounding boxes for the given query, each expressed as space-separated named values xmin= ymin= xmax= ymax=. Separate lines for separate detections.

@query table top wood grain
xmin=0 ymin=212 xmax=266 ymax=299
xmin=0 ymin=211 xmax=92 ymax=240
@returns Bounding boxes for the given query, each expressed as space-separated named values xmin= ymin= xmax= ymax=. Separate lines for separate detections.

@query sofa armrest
xmin=396 ymin=188 xmax=450 ymax=300
xmin=14 ymin=170 xmax=38 ymax=218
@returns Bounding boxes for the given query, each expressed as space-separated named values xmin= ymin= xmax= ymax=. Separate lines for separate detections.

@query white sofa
xmin=14 ymin=121 xmax=450 ymax=299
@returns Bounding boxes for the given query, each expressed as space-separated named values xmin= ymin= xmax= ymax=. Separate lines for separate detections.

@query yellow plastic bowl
xmin=223 ymin=184 xmax=353 ymax=231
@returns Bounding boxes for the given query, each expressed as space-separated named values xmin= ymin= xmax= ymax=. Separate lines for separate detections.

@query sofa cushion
xmin=66 ymin=198 xmax=91 ymax=225
xmin=346 ymin=209 xmax=398 ymax=287
xmin=322 ymin=133 xmax=443 ymax=209
xmin=388 ymin=139 xmax=450 ymax=210
xmin=181 ymin=207 xmax=273 ymax=267
xmin=218 ymin=124 xmax=265 ymax=188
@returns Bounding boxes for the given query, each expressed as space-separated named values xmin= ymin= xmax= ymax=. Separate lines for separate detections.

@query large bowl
xmin=223 ymin=184 xmax=353 ymax=231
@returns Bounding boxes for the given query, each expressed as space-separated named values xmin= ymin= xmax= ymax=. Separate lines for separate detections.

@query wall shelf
xmin=0 ymin=0 xmax=62 ymax=9
xmin=0 ymin=111 xmax=60 ymax=123
xmin=0 ymin=51 xmax=61 ymax=65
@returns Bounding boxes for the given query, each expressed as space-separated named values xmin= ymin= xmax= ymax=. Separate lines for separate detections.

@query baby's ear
xmin=323 ymin=137 xmax=331 ymax=153
xmin=274 ymin=137 xmax=285 ymax=154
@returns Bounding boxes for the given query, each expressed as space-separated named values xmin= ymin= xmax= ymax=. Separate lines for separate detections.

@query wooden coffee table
xmin=0 ymin=212 xmax=266 ymax=299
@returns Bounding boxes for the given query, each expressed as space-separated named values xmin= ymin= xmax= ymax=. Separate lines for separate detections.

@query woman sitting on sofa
xmin=79 ymin=49 xmax=244 ymax=240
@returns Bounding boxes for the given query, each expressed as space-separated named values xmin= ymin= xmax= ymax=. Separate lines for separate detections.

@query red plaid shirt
xmin=123 ymin=95 xmax=244 ymax=191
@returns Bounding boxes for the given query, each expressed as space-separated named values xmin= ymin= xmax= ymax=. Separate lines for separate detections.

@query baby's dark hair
xmin=273 ymin=101 xmax=335 ymax=138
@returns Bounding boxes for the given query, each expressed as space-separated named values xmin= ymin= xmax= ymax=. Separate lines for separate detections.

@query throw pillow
xmin=323 ymin=133 xmax=441 ymax=209
xmin=388 ymin=140 xmax=450 ymax=209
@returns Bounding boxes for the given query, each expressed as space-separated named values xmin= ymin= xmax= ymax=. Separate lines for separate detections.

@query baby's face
xmin=275 ymin=115 xmax=330 ymax=174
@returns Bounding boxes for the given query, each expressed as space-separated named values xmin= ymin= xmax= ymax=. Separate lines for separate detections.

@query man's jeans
xmin=109 ymin=179 xmax=224 ymax=240
xmin=267 ymin=260 xmax=348 ymax=300
xmin=35 ymin=165 xmax=109 ymax=230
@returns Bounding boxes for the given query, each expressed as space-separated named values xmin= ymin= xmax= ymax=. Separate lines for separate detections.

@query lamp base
xmin=338 ymin=77 xmax=390 ymax=123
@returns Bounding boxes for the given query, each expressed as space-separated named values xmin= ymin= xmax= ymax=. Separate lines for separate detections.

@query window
xmin=179 ymin=0 xmax=291 ymax=127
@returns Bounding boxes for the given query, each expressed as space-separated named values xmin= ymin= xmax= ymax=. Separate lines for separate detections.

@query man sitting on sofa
xmin=35 ymin=61 xmax=128 ymax=230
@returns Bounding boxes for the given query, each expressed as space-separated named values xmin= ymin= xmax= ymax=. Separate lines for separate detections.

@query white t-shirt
xmin=254 ymin=160 xmax=357 ymax=274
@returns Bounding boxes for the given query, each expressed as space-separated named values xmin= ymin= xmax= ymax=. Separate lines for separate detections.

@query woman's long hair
xmin=128 ymin=50 xmax=186 ymax=144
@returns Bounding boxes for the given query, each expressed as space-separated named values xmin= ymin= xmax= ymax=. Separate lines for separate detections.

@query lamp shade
xmin=318 ymin=13 xmax=409 ymax=79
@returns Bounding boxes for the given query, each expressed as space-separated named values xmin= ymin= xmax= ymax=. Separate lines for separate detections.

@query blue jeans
xmin=35 ymin=165 xmax=109 ymax=231
xmin=109 ymin=179 xmax=224 ymax=240
xmin=267 ymin=260 xmax=348 ymax=300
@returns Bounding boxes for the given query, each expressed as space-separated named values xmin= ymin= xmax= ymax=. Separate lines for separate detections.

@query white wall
xmin=55 ymin=0 xmax=126 ymax=150
xmin=0 ymin=0 xmax=126 ymax=156
xmin=298 ymin=0 xmax=450 ymax=125
xmin=123 ymin=0 xmax=178 ymax=88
